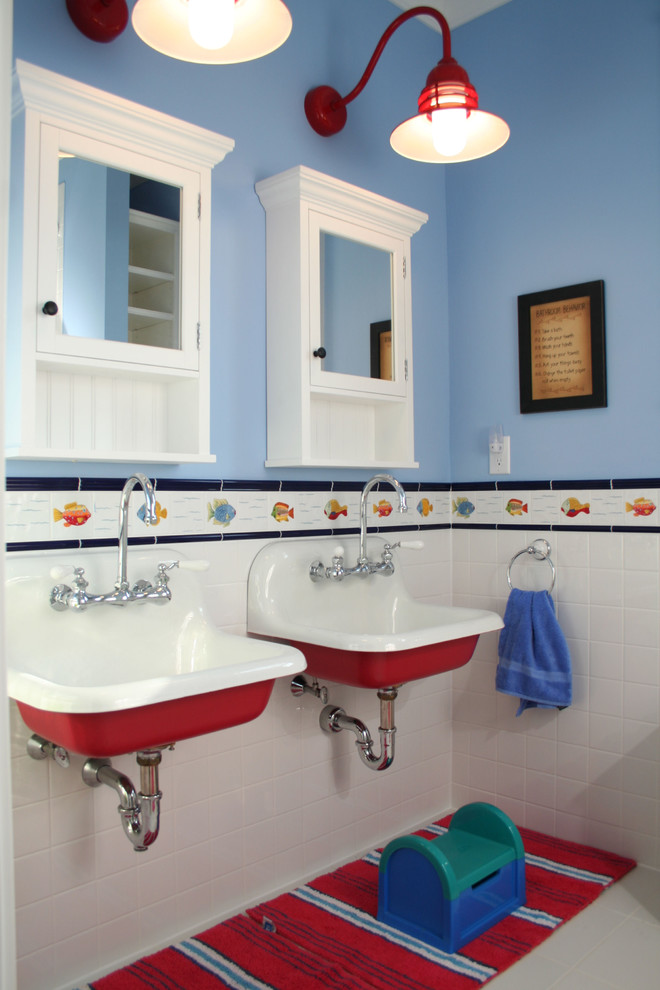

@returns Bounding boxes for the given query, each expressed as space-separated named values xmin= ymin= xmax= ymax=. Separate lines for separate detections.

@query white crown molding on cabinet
xmin=256 ymin=164 xmax=428 ymax=238
xmin=12 ymin=59 xmax=235 ymax=169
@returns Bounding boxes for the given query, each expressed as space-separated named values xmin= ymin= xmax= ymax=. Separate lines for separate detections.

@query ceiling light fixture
xmin=131 ymin=0 xmax=292 ymax=64
xmin=304 ymin=4 xmax=509 ymax=163
xmin=66 ymin=0 xmax=291 ymax=62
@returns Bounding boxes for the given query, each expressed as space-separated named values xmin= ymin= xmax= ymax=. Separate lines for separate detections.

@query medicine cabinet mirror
xmin=319 ymin=232 xmax=392 ymax=380
xmin=56 ymin=158 xmax=181 ymax=352
xmin=256 ymin=165 xmax=427 ymax=468
xmin=8 ymin=60 xmax=234 ymax=462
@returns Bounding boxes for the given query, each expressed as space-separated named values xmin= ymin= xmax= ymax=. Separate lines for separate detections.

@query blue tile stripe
xmin=9 ymin=476 xmax=660 ymax=491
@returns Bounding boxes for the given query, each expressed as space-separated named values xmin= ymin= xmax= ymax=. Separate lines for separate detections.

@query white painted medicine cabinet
xmin=256 ymin=166 xmax=427 ymax=468
xmin=8 ymin=60 xmax=234 ymax=462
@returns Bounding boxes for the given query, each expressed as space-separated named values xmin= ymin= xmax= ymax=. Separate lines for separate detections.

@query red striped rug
xmin=84 ymin=816 xmax=635 ymax=989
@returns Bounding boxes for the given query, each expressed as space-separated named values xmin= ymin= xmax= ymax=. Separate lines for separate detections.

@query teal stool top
xmin=380 ymin=802 xmax=524 ymax=900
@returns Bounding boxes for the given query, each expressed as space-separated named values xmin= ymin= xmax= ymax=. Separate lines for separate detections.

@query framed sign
xmin=518 ymin=280 xmax=606 ymax=413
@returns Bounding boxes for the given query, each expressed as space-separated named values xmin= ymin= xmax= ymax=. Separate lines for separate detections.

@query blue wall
xmin=446 ymin=0 xmax=660 ymax=481
xmin=8 ymin=0 xmax=659 ymax=483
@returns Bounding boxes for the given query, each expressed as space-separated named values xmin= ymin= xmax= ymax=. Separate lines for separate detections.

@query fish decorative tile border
xmin=5 ymin=477 xmax=660 ymax=553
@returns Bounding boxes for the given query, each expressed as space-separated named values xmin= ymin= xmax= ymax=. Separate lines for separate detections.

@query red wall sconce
xmin=65 ymin=0 xmax=129 ymax=43
xmin=305 ymin=4 xmax=509 ymax=163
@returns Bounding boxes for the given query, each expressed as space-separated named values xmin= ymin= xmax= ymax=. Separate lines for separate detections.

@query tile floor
xmin=486 ymin=865 xmax=660 ymax=989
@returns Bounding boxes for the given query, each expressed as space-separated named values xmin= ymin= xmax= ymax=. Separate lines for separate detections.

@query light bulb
xmin=431 ymin=108 xmax=468 ymax=157
xmin=187 ymin=0 xmax=235 ymax=50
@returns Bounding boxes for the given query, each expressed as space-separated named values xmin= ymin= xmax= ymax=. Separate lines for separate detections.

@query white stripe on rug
xmin=524 ymin=854 xmax=612 ymax=885
xmin=178 ymin=938 xmax=274 ymax=990
xmin=292 ymin=885 xmax=496 ymax=983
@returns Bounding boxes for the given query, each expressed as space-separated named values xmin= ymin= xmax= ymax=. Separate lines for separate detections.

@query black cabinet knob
xmin=313 ymin=346 xmax=327 ymax=359
xmin=42 ymin=301 xmax=59 ymax=316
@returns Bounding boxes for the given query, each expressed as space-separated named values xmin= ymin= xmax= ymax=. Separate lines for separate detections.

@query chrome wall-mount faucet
xmin=310 ymin=473 xmax=420 ymax=581
xmin=49 ymin=473 xmax=174 ymax=611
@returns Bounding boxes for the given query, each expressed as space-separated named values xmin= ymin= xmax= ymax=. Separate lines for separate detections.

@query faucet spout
xmin=116 ymin=473 xmax=157 ymax=591
xmin=359 ymin=473 xmax=407 ymax=565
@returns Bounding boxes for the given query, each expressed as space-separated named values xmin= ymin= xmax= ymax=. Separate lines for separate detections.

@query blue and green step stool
xmin=378 ymin=802 xmax=525 ymax=953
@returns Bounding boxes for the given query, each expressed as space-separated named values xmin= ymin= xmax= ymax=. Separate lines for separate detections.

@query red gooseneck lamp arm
xmin=305 ymin=5 xmax=454 ymax=137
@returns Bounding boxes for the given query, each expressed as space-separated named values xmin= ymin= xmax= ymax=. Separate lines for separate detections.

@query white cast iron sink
xmin=247 ymin=537 xmax=503 ymax=688
xmin=6 ymin=548 xmax=305 ymax=756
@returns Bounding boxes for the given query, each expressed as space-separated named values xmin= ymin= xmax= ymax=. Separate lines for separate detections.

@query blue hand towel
xmin=496 ymin=589 xmax=572 ymax=716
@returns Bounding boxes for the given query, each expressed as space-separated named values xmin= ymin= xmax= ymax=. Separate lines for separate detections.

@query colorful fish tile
xmin=271 ymin=501 xmax=294 ymax=523
xmin=207 ymin=497 xmax=236 ymax=527
xmin=505 ymin=498 xmax=528 ymax=517
xmin=561 ymin=497 xmax=590 ymax=518
xmin=417 ymin=497 xmax=434 ymax=517
xmin=328 ymin=491 xmax=361 ymax=527
xmin=452 ymin=496 xmax=475 ymax=519
xmin=324 ymin=498 xmax=348 ymax=521
xmin=53 ymin=501 xmax=91 ymax=528
xmin=138 ymin=500 xmax=168 ymax=526
xmin=625 ymin=496 xmax=656 ymax=518
xmin=372 ymin=499 xmax=393 ymax=518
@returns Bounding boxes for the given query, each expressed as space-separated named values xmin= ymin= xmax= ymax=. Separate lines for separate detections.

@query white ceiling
xmin=386 ymin=0 xmax=513 ymax=30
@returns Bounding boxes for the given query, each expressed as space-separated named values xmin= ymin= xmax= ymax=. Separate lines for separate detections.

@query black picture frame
xmin=517 ymin=280 xmax=606 ymax=413
xmin=370 ymin=320 xmax=392 ymax=380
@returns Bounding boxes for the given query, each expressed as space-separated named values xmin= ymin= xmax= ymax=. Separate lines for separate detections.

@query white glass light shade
xmin=431 ymin=108 xmax=468 ymax=156
xmin=188 ymin=0 xmax=235 ymax=50
xmin=391 ymin=109 xmax=510 ymax=164
xmin=132 ymin=0 xmax=292 ymax=64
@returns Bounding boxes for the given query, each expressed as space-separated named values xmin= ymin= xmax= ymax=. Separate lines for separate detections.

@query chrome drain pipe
xmin=320 ymin=687 xmax=398 ymax=771
xmin=82 ymin=749 xmax=163 ymax=851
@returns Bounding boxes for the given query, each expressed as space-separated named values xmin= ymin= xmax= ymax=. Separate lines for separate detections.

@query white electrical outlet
xmin=489 ymin=435 xmax=511 ymax=474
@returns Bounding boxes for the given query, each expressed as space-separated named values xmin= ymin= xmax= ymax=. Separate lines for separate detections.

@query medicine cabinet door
xmin=35 ymin=124 xmax=200 ymax=372
xmin=309 ymin=211 xmax=407 ymax=398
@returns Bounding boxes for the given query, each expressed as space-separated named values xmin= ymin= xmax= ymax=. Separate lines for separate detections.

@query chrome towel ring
xmin=507 ymin=538 xmax=556 ymax=593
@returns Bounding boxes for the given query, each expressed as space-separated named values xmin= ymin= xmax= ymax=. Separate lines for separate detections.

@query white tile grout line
xmin=486 ymin=872 xmax=660 ymax=989
xmin=543 ymin=912 xmax=632 ymax=989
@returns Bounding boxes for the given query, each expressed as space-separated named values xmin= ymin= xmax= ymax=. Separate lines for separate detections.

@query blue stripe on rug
xmin=250 ymin=903 xmax=435 ymax=990
xmin=177 ymin=939 xmax=274 ymax=990
xmin=525 ymin=854 xmax=612 ymax=885
xmin=292 ymin=885 xmax=497 ymax=983
xmin=512 ymin=905 xmax=561 ymax=928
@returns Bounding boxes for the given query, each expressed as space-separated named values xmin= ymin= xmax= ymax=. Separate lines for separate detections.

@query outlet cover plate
xmin=489 ymin=435 xmax=511 ymax=474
